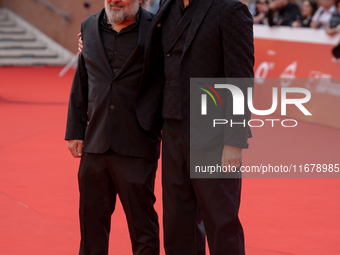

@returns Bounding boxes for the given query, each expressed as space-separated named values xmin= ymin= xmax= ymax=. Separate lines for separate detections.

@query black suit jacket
xmin=143 ymin=0 xmax=254 ymax=148
xmin=65 ymin=8 xmax=162 ymax=159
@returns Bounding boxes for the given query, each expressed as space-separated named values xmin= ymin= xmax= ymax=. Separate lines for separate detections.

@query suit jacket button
xmin=110 ymin=105 xmax=115 ymax=110
xmin=166 ymin=53 xmax=170 ymax=57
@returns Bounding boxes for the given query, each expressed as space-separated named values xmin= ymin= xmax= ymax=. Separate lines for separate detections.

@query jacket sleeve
xmin=219 ymin=1 xmax=254 ymax=148
xmin=65 ymin=52 xmax=89 ymax=141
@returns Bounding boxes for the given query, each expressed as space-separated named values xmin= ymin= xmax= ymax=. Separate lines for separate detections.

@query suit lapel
xmin=93 ymin=9 xmax=114 ymax=78
xmin=182 ymin=0 xmax=214 ymax=55
xmin=115 ymin=9 xmax=152 ymax=80
xmin=144 ymin=0 xmax=172 ymax=57
xmin=167 ymin=0 xmax=198 ymax=53
xmin=139 ymin=0 xmax=172 ymax=93
xmin=152 ymin=0 xmax=173 ymax=28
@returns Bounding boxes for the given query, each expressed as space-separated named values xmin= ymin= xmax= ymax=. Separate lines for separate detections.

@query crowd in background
xmin=144 ymin=0 xmax=340 ymax=37
xmin=242 ymin=0 xmax=340 ymax=35
xmin=145 ymin=0 xmax=340 ymax=36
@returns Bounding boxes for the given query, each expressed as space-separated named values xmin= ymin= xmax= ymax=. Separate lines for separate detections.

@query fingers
xmin=78 ymin=38 xmax=83 ymax=55
xmin=221 ymin=158 xmax=241 ymax=168
xmin=221 ymin=155 xmax=233 ymax=168
xmin=221 ymin=146 xmax=242 ymax=174
xmin=221 ymin=157 xmax=241 ymax=174
xmin=68 ymin=140 xmax=84 ymax=158
xmin=224 ymin=159 xmax=241 ymax=168
xmin=77 ymin=141 xmax=83 ymax=157
xmin=68 ymin=141 xmax=79 ymax=157
xmin=77 ymin=33 xmax=83 ymax=55
xmin=221 ymin=150 xmax=225 ymax=168
xmin=78 ymin=45 xmax=83 ymax=55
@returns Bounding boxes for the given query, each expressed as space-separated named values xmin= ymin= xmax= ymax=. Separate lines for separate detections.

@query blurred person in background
xmin=240 ymin=0 xmax=257 ymax=16
xmin=310 ymin=0 xmax=336 ymax=28
xmin=326 ymin=0 xmax=340 ymax=34
xmin=253 ymin=0 xmax=269 ymax=24
xmin=268 ymin=0 xmax=301 ymax=26
xmin=292 ymin=0 xmax=318 ymax=27
xmin=259 ymin=0 xmax=301 ymax=26
xmin=144 ymin=0 xmax=160 ymax=14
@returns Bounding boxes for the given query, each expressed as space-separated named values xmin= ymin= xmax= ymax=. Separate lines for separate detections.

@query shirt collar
xmin=176 ymin=0 xmax=194 ymax=10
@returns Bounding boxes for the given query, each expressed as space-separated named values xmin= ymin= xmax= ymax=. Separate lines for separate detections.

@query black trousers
xmin=162 ymin=119 xmax=245 ymax=255
xmin=78 ymin=149 xmax=159 ymax=255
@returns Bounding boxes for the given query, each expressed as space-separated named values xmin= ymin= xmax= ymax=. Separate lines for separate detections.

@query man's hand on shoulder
xmin=78 ymin=33 xmax=83 ymax=55
xmin=221 ymin=145 xmax=242 ymax=169
xmin=68 ymin=140 xmax=84 ymax=158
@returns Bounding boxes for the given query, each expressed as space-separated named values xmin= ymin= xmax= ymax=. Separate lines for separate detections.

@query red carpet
xmin=0 ymin=67 xmax=339 ymax=255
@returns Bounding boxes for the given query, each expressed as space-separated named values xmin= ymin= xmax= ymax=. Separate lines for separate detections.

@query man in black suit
xmin=143 ymin=0 xmax=254 ymax=254
xmin=65 ymin=0 xmax=163 ymax=254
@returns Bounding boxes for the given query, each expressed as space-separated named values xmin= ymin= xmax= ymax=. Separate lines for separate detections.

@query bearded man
xmin=65 ymin=1 xmax=163 ymax=254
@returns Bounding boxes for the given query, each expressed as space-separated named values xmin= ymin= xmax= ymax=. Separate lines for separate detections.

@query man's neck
xmin=183 ymin=0 xmax=189 ymax=7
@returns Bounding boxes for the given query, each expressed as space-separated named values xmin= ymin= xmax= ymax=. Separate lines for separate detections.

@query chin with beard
xmin=105 ymin=1 xmax=140 ymax=25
